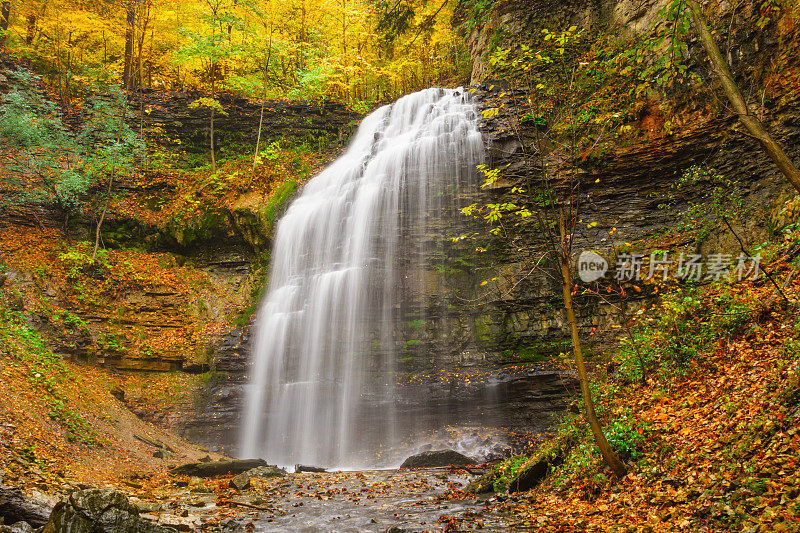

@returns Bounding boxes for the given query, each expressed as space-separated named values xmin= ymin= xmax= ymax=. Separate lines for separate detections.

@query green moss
xmin=474 ymin=311 xmax=502 ymax=344
xmin=233 ymin=279 xmax=267 ymax=328
xmin=262 ymin=178 xmax=299 ymax=234
xmin=492 ymin=455 xmax=529 ymax=492
xmin=458 ymin=0 xmax=499 ymax=33
xmin=499 ymin=340 xmax=572 ymax=363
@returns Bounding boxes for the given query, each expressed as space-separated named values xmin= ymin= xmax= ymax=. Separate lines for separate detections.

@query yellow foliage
xmin=5 ymin=0 xmax=468 ymax=107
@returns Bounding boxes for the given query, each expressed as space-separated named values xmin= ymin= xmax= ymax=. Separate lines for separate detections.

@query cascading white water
xmin=240 ymin=88 xmax=484 ymax=468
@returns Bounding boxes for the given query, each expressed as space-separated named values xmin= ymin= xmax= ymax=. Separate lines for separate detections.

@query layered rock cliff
xmin=446 ymin=0 xmax=800 ymax=352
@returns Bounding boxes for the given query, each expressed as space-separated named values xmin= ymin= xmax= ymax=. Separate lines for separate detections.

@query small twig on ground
xmin=221 ymin=500 xmax=271 ymax=511
xmin=453 ymin=465 xmax=481 ymax=476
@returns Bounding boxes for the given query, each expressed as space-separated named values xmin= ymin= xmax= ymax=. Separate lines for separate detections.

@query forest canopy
xmin=0 ymin=0 xmax=470 ymax=108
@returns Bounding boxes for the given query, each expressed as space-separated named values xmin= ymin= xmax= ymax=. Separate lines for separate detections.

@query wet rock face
xmin=450 ymin=0 xmax=800 ymax=352
xmin=173 ymin=326 xmax=250 ymax=453
xmin=42 ymin=489 xmax=176 ymax=533
xmin=0 ymin=484 xmax=52 ymax=527
xmin=464 ymin=86 xmax=799 ymax=351
xmin=456 ymin=0 xmax=604 ymax=85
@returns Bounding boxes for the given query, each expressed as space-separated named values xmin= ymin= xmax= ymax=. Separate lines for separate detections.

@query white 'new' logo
xmin=578 ymin=251 xmax=608 ymax=282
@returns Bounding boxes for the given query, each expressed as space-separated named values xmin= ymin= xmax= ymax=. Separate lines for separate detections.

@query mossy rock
xmin=464 ymin=471 xmax=496 ymax=494
xmin=42 ymin=489 xmax=177 ymax=533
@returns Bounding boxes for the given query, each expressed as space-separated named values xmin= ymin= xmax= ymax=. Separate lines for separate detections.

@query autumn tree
xmin=0 ymin=1 xmax=11 ymax=49
xmin=0 ymin=70 xmax=143 ymax=244
xmin=1 ymin=0 xmax=467 ymax=106
xmin=25 ymin=10 xmax=36 ymax=45
xmin=238 ymin=0 xmax=279 ymax=170
xmin=176 ymin=0 xmax=240 ymax=171
xmin=0 ymin=71 xmax=88 ymax=222
xmin=77 ymin=88 xmax=145 ymax=260
xmin=123 ymin=0 xmax=140 ymax=89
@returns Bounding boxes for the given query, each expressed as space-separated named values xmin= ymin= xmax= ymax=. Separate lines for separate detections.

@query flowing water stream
xmin=241 ymin=88 xmax=486 ymax=468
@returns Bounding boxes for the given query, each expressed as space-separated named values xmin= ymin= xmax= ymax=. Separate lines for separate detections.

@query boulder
xmin=41 ymin=489 xmax=177 ymax=533
xmin=133 ymin=502 xmax=163 ymax=514
xmin=169 ymin=459 xmax=267 ymax=477
xmin=229 ymin=466 xmax=286 ymax=491
xmin=110 ymin=386 xmax=125 ymax=401
xmin=0 ymin=521 xmax=34 ymax=533
xmin=399 ymin=450 xmax=476 ymax=469
xmin=0 ymin=485 xmax=52 ymax=527
xmin=218 ymin=518 xmax=245 ymax=532
xmin=156 ymin=515 xmax=194 ymax=532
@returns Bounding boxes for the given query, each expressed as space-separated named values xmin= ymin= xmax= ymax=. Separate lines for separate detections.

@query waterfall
xmin=240 ymin=88 xmax=485 ymax=468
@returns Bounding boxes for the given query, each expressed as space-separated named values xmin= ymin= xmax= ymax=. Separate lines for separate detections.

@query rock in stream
xmin=400 ymin=450 xmax=477 ymax=469
xmin=229 ymin=466 xmax=286 ymax=491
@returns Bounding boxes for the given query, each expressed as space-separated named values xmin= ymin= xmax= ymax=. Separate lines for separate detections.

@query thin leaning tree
xmin=554 ymin=207 xmax=628 ymax=478
xmin=463 ymin=26 xmax=629 ymax=477
xmin=684 ymin=0 xmax=800 ymax=193
xmin=523 ymin=27 xmax=627 ymax=478
xmin=472 ymin=151 xmax=630 ymax=479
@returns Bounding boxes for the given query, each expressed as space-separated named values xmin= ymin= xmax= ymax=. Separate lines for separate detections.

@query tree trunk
xmin=0 ymin=2 xmax=11 ymax=49
xmin=25 ymin=12 xmax=36 ymax=45
xmin=123 ymin=0 xmax=137 ymax=90
xmin=92 ymin=174 xmax=113 ymax=262
xmin=136 ymin=1 xmax=149 ymax=90
xmin=686 ymin=0 xmax=800 ymax=194
xmin=210 ymin=106 xmax=216 ymax=173
xmin=558 ymin=213 xmax=628 ymax=478
xmin=253 ymin=74 xmax=267 ymax=172
xmin=299 ymin=0 xmax=306 ymax=72
xmin=227 ymin=0 xmax=238 ymax=42
xmin=92 ymin=196 xmax=109 ymax=262
xmin=92 ymin=99 xmax=129 ymax=262
xmin=253 ymin=23 xmax=274 ymax=172
xmin=210 ymin=60 xmax=216 ymax=173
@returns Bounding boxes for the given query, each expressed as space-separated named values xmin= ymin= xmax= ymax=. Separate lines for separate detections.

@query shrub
xmin=616 ymin=285 xmax=757 ymax=384
xmin=604 ymin=409 xmax=648 ymax=461
xmin=58 ymin=246 xmax=110 ymax=279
